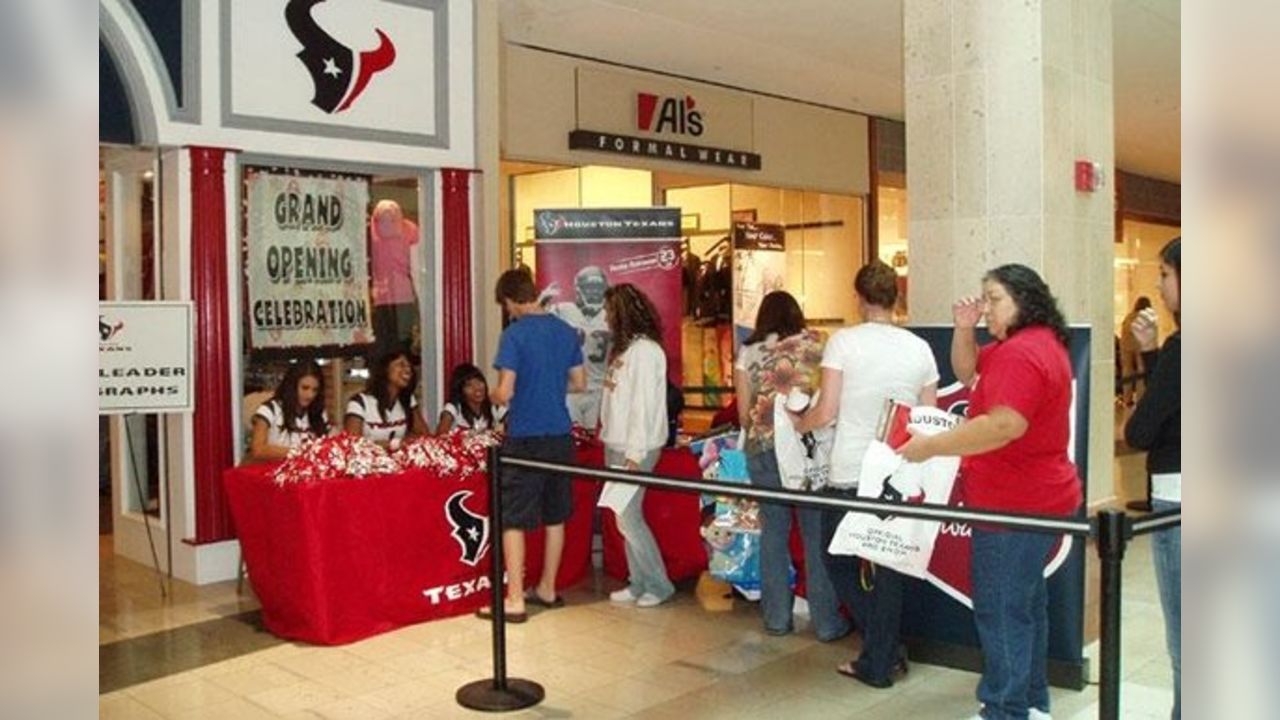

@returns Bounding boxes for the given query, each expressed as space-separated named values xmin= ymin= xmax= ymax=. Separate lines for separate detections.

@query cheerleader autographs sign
xmin=98 ymin=301 xmax=193 ymax=414
xmin=245 ymin=170 xmax=374 ymax=348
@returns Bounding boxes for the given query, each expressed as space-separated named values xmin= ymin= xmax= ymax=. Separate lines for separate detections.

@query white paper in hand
xmin=598 ymin=466 xmax=641 ymax=513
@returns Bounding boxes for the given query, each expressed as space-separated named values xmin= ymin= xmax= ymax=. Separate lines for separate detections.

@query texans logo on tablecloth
xmin=284 ymin=0 xmax=397 ymax=114
xmin=445 ymin=491 xmax=489 ymax=567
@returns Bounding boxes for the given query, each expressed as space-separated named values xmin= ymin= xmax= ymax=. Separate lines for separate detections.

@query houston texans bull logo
xmin=445 ymin=490 xmax=490 ymax=567
xmin=284 ymin=0 xmax=397 ymax=114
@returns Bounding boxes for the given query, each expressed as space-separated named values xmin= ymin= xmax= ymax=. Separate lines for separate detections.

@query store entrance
xmin=501 ymin=162 xmax=866 ymax=435
xmin=99 ymin=146 xmax=164 ymax=542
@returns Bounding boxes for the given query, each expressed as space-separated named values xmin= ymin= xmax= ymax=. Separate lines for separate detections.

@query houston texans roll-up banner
xmin=244 ymin=168 xmax=375 ymax=349
xmin=533 ymin=208 xmax=684 ymax=429
xmin=896 ymin=325 xmax=1092 ymax=688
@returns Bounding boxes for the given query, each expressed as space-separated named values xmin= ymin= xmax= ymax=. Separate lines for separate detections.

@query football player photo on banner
xmin=534 ymin=208 xmax=683 ymax=430
xmin=245 ymin=168 xmax=374 ymax=349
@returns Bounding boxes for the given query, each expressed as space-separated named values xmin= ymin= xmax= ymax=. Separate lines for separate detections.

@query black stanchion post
xmin=1096 ymin=509 xmax=1129 ymax=720
xmin=456 ymin=446 xmax=545 ymax=711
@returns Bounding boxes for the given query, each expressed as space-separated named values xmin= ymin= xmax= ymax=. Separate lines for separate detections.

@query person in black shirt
xmin=1124 ymin=237 xmax=1180 ymax=720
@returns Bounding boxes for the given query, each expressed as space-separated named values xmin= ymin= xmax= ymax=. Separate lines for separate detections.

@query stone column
xmin=905 ymin=0 xmax=1115 ymax=508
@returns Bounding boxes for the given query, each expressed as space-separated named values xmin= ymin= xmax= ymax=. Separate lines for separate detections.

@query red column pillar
xmin=189 ymin=146 xmax=236 ymax=543
xmin=441 ymin=168 xmax=474 ymax=386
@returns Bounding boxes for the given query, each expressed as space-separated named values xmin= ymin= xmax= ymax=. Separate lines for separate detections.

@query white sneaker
xmin=635 ymin=592 xmax=666 ymax=608
xmin=609 ymin=587 xmax=638 ymax=603
xmin=1029 ymin=709 xmax=1052 ymax=720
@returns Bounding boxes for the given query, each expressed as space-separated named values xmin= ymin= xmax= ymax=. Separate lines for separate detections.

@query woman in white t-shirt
xmin=247 ymin=361 xmax=331 ymax=462
xmin=790 ymin=261 xmax=939 ymax=689
xmin=344 ymin=350 xmax=428 ymax=447
xmin=436 ymin=363 xmax=506 ymax=434
xmin=598 ymin=284 xmax=675 ymax=608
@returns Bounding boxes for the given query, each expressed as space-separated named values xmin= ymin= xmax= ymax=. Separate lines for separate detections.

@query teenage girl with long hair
xmin=248 ymin=361 xmax=330 ymax=462
xmin=598 ymin=284 xmax=676 ymax=607
xmin=345 ymin=349 xmax=428 ymax=446
xmin=437 ymin=363 xmax=505 ymax=434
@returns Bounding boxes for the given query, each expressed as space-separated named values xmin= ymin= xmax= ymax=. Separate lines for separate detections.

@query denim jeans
xmin=820 ymin=488 xmax=906 ymax=685
xmin=1151 ymin=499 xmax=1181 ymax=720
xmin=746 ymin=450 xmax=849 ymax=641
xmin=605 ymin=448 xmax=675 ymax=601
xmin=971 ymin=528 xmax=1056 ymax=720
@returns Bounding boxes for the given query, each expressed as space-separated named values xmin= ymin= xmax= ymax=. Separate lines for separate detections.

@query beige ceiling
xmin=500 ymin=0 xmax=1180 ymax=182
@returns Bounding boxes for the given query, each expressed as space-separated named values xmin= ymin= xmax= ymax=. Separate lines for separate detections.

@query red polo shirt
xmin=961 ymin=326 xmax=1082 ymax=516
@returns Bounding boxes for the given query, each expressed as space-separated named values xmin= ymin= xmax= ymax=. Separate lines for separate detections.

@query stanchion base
xmin=456 ymin=678 xmax=545 ymax=712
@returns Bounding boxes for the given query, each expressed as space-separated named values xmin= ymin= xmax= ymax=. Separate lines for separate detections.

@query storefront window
xmin=1115 ymin=218 xmax=1180 ymax=341
xmin=238 ymin=166 xmax=430 ymax=451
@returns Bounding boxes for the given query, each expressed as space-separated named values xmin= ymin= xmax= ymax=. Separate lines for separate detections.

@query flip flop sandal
xmin=525 ymin=593 xmax=565 ymax=609
xmin=475 ymin=607 xmax=528 ymax=623
xmin=835 ymin=660 xmax=892 ymax=689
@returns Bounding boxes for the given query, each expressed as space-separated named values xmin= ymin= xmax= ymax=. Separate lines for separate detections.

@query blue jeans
xmin=605 ymin=448 xmax=675 ymax=601
xmin=820 ymin=488 xmax=907 ymax=685
xmin=972 ymin=528 xmax=1055 ymax=720
xmin=1151 ymin=499 xmax=1181 ymax=720
xmin=746 ymin=451 xmax=849 ymax=641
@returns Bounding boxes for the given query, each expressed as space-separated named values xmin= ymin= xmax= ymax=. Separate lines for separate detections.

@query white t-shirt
xmin=346 ymin=392 xmax=418 ymax=444
xmin=254 ymin=399 xmax=328 ymax=449
xmin=821 ymin=323 xmax=939 ymax=488
xmin=441 ymin=402 xmax=507 ymax=432
xmin=599 ymin=338 xmax=669 ymax=462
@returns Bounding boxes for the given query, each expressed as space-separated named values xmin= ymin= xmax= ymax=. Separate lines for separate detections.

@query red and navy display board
xmin=900 ymin=325 xmax=1091 ymax=689
xmin=223 ymin=463 xmax=598 ymax=645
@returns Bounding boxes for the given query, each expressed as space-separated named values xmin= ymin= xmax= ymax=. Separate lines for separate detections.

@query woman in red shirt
xmin=901 ymin=264 xmax=1080 ymax=720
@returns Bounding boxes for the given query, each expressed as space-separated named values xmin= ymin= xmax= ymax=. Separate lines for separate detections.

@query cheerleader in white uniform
xmin=344 ymin=349 xmax=428 ymax=447
xmin=247 ymin=361 xmax=331 ymax=462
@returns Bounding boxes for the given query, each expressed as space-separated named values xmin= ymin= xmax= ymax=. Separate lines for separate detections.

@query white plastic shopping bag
xmin=827 ymin=402 xmax=962 ymax=577
xmin=773 ymin=393 xmax=834 ymax=491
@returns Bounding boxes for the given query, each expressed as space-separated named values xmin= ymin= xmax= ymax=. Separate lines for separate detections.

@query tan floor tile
xmin=345 ymin=635 xmax=426 ymax=663
xmin=375 ymin=647 xmax=469 ymax=679
xmin=207 ymin=662 xmax=305 ymax=696
xmin=127 ymin=677 xmax=236 ymax=716
xmin=313 ymin=663 xmax=414 ymax=697
xmin=99 ymin=692 xmax=165 ymax=720
xmin=575 ymin=676 xmax=686 ymax=714
xmin=357 ymin=680 xmax=445 ymax=716
xmin=277 ymin=648 xmax=369 ymax=680
xmin=247 ymin=680 xmax=349 ymax=715
xmin=160 ymin=696 xmax=281 ymax=720
xmin=625 ymin=660 xmax=723 ymax=695
xmin=295 ymin=696 xmax=396 ymax=720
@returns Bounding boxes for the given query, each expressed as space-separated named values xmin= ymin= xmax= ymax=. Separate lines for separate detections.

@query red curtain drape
xmin=441 ymin=169 xmax=474 ymax=386
xmin=190 ymin=146 xmax=236 ymax=543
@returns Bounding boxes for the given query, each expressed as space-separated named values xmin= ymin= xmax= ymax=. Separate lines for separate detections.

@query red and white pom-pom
xmin=272 ymin=434 xmax=403 ymax=485
xmin=392 ymin=430 xmax=501 ymax=480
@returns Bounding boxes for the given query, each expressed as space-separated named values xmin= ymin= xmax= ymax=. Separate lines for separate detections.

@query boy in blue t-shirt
xmin=480 ymin=269 xmax=585 ymax=622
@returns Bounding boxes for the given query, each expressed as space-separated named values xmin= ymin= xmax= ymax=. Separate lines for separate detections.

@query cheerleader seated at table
xmin=436 ymin=362 xmax=506 ymax=435
xmin=345 ymin=349 xmax=429 ymax=448
xmin=246 ymin=361 xmax=331 ymax=463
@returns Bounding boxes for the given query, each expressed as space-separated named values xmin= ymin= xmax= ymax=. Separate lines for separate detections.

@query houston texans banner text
xmin=533 ymin=208 xmax=684 ymax=429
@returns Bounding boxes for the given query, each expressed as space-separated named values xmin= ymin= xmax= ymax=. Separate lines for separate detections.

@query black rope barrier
xmin=458 ymin=450 xmax=1181 ymax=720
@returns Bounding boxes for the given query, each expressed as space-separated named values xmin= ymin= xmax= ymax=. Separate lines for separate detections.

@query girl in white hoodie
xmin=598 ymin=284 xmax=675 ymax=608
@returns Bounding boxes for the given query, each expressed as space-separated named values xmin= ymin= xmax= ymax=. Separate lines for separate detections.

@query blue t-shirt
xmin=494 ymin=313 xmax=584 ymax=437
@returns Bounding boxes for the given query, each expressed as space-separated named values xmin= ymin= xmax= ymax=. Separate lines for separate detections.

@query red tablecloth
xmin=588 ymin=446 xmax=811 ymax=595
xmin=224 ymin=464 xmax=596 ymax=645
xmin=578 ymin=446 xmax=710 ymax=583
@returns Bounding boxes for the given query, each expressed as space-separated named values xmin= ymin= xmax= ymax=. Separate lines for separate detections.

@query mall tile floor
xmin=100 ymin=450 xmax=1174 ymax=719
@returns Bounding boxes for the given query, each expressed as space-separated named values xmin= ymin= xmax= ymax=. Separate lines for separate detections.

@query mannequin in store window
xmin=369 ymin=199 xmax=422 ymax=358
xmin=246 ymin=361 xmax=331 ymax=463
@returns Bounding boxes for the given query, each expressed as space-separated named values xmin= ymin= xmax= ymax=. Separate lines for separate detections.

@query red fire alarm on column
xmin=1075 ymin=160 xmax=1105 ymax=192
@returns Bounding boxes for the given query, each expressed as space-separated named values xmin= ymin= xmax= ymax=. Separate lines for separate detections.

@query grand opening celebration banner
xmin=534 ymin=208 xmax=683 ymax=428
xmin=245 ymin=168 xmax=374 ymax=349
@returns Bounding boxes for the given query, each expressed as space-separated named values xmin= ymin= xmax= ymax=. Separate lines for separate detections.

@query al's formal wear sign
xmin=245 ymin=169 xmax=374 ymax=349
xmin=98 ymin=301 xmax=194 ymax=414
